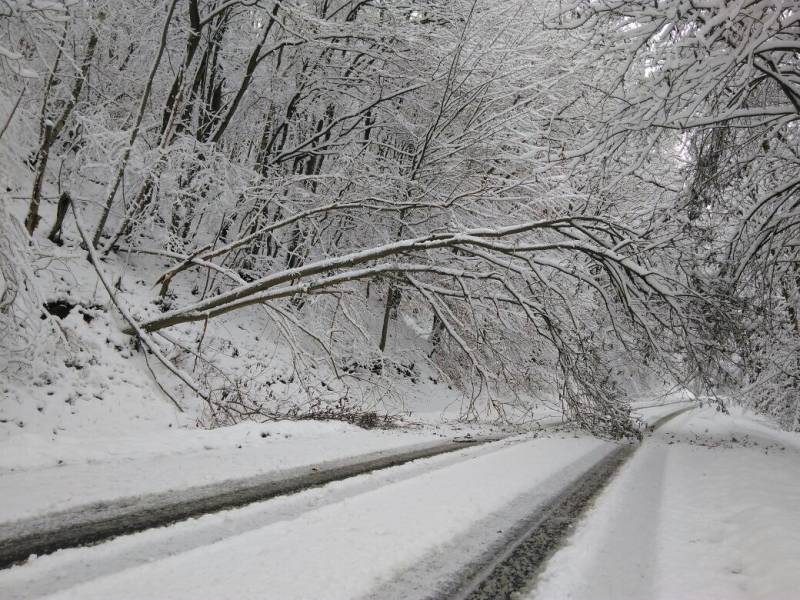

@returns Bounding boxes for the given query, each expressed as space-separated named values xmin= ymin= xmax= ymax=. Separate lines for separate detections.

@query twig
xmin=193 ymin=316 xmax=209 ymax=371
xmin=0 ymin=85 xmax=25 ymax=143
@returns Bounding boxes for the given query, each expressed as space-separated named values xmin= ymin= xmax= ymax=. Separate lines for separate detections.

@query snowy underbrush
xmin=0 ymin=215 xmax=670 ymax=447
xmin=0 ymin=192 xmax=539 ymax=443
xmin=0 ymin=92 xmax=660 ymax=443
xmin=1 ymin=198 xmax=183 ymax=439
xmin=735 ymin=337 xmax=800 ymax=431
xmin=1 ymin=168 xmax=679 ymax=445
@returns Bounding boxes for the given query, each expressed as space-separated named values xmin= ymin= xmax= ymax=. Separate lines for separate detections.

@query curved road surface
xmin=0 ymin=405 xmax=697 ymax=600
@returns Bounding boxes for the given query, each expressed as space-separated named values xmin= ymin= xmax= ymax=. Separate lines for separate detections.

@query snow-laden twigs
xmin=91 ymin=0 xmax=180 ymax=247
xmin=70 ymin=201 xmax=202 ymax=412
xmin=131 ymin=216 xmax=678 ymax=334
xmin=7 ymin=0 xmax=715 ymax=432
xmin=0 ymin=200 xmax=67 ymax=378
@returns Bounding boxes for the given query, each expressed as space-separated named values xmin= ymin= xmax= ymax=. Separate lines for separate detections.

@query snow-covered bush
xmin=0 ymin=199 xmax=63 ymax=380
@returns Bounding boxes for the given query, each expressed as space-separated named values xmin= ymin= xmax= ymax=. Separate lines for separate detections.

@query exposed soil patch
xmin=42 ymin=300 xmax=75 ymax=320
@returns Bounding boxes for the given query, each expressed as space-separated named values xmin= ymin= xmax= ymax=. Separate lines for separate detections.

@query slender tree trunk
xmin=378 ymin=287 xmax=398 ymax=352
xmin=25 ymin=122 xmax=53 ymax=234
xmin=429 ymin=312 xmax=445 ymax=356
xmin=47 ymin=191 xmax=72 ymax=244
xmin=92 ymin=0 xmax=179 ymax=247
xmin=26 ymin=30 xmax=97 ymax=235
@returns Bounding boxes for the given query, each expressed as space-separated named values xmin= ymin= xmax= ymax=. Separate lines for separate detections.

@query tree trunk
xmin=25 ymin=123 xmax=52 ymax=235
xmin=47 ymin=192 xmax=72 ymax=244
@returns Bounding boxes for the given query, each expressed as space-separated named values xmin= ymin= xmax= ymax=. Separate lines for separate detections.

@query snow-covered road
xmin=3 ymin=404 xmax=796 ymax=600
xmin=0 ymin=421 xmax=444 ymax=524
xmin=0 ymin=433 xmax=616 ymax=600
xmin=529 ymin=407 xmax=800 ymax=600
xmin=0 ymin=437 xmax=511 ymax=568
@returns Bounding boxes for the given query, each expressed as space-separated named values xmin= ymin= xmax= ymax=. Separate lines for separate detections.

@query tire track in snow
xmin=0 ymin=436 xmax=506 ymax=570
xmin=0 ymin=436 xmax=528 ymax=600
xmin=431 ymin=405 xmax=694 ymax=600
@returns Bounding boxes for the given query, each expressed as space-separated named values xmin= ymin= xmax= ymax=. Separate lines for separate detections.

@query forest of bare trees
xmin=1 ymin=0 xmax=798 ymax=435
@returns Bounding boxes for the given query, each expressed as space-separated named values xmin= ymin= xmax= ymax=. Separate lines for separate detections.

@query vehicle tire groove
xmin=0 ymin=437 xmax=502 ymax=569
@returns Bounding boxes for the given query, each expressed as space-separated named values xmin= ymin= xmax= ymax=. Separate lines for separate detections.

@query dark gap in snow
xmin=42 ymin=300 xmax=76 ymax=320
xmin=78 ymin=304 xmax=104 ymax=323
xmin=41 ymin=301 xmax=103 ymax=322
xmin=340 ymin=359 xmax=419 ymax=382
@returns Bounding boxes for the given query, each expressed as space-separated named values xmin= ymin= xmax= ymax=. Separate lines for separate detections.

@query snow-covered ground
xmin=0 ymin=395 xmax=685 ymax=527
xmin=3 ymin=402 xmax=796 ymax=600
xmin=0 ymin=420 xmax=443 ymax=524
xmin=0 ymin=433 xmax=615 ymax=600
xmin=529 ymin=406 xmax=800 ymax=600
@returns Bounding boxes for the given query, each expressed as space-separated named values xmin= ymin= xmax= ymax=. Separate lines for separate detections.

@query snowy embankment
xmin=529 ymin=406 xmax=800 ymax=600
